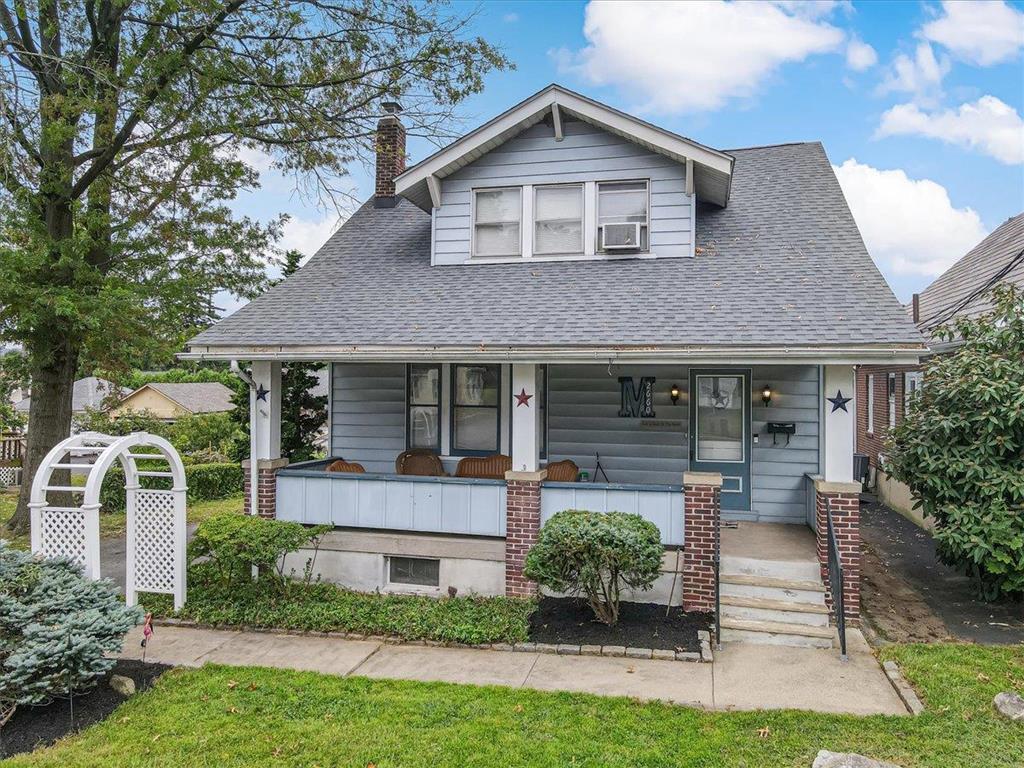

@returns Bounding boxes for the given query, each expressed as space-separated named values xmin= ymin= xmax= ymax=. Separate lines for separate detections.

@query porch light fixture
xmin=670 ymin=384 xmax=680 ymax=405
xmin=761 ymin=384 xmax=773 ymax=407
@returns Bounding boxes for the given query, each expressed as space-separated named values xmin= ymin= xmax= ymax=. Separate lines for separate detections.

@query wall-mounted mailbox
xmin=766 ymin=422 xmax=797 ymax=446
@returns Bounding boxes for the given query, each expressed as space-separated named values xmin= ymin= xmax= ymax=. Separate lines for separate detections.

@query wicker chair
xmin=544 ymin=459 xmax=580 ymax=482
xmin=454 ymin=453 xmax=511 ymax=480
xmin=326 ymin=458 xmax=365 ymax=473
xmin=395 ymin=449 xmax=447 ymax=477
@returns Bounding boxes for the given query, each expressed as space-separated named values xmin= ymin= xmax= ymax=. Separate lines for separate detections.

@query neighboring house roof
xmin=15 ymin=376 xmax=127 ymax=413
xmin=187 ymin=142 xmax=922 ymax=358
xmin=916 ymin=213 xmax=1024 ymax=337
xmin=119 ymin=382 xmax=236 ymax=415
xmin=396 ymin=84 xmax=734 ymax=209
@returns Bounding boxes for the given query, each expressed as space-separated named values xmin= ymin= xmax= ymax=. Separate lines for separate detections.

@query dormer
xmin=389 ymin=84 xmax=734 ymax=266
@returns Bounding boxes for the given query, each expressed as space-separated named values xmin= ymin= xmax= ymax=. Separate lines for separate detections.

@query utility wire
xmin=919 ymin=247 xmax=1024 ymax=333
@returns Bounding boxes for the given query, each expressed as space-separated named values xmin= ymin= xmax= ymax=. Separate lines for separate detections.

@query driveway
xmin=860 ymin=495 xmax=1024 ymax=645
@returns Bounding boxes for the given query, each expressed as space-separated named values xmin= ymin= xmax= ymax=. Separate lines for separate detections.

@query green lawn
xmin=5 ymin=644 xmax=1023 ymax=767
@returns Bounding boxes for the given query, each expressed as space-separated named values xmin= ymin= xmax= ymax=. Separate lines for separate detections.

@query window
xmin=597 ymin=180 xmax=649 ymax=252
xmin=407 ymin=364 xmax=441 ymax=451
xmin=473 ymin=188 xmax=521 ymax=257
xmin=451 ymin=364 xmax=501 ymax=454
xmin=888 ymin=373 xmax=896 ymax=430
xmin=866 ymin=374 xmax=875 ymax=435
xmin=388 ymin=556 xmax=440 ymax=587
xmin=904 ymin=371 xmax=923 ymax=411
xmin=534 ymin=185 xmax=583 ymax=255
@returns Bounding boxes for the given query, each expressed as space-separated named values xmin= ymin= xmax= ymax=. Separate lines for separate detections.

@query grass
xmin=0 ymin=491 xmax=243 ymax=549
xmin=5 ymin=644 xmax=1023 ymax=767
xmin=145 ymin=565 xmax=534 ymax=645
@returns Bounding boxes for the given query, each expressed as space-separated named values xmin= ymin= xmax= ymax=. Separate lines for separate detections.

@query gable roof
xmin=395 ymin=84 xmax=734 ymax=209
xmin=121 ymin=382 xmax=236 ymax=414
xmin=916 ymin=213 xmax=1024 ymax=336
xmin=186 ymin=142 xmax=923 ymax=361
xmin=15 ymin=376 xmax=126 ymax=413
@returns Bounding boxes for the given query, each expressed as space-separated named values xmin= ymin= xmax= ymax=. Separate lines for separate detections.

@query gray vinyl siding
xmin=329 ymin=362 xmax=406 ymax=474
xmin=434 ymin=120 xmax=693 ymax=264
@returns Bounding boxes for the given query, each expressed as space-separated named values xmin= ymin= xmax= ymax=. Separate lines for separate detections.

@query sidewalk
xmin=119 ymin=625 xmax=907 ymax=716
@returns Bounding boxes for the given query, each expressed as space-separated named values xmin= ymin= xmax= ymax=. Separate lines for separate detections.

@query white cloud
xmin=560 ymin=1 xmax=845 ymax=113
xmin=921 ymin=0 xmax=1024 ymax=66
xmin=502 ymin=12 xmax=519 ymax=23
xmin=877 ymin=96 xmax=1024 ymax=165
xmin=846 ymin=38 xmax=877 ymax=71
xmin=877 ymin=42 xmax=949 ymax=100
xmin=833 ymin=158 xmax=988 ymax=277
xmin=278 ymin=213 xmax=344 ymax=260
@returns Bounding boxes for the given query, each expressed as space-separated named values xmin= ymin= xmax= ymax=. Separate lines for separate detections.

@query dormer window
xmin=597 ymin=180 xmax=649 ymax=252
xmin=473 ymin=187 xmax=521 ymax=257
xmin=534 ymin=184 xmax=583 ymax=255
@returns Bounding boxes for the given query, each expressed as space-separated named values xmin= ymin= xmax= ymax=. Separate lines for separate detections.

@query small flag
xmin=141 ymin=612 xmax=154 ymax=661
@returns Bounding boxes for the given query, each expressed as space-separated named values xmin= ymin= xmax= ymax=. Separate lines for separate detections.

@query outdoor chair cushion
xmin=544 ymin=459 xmax=580 ymax=482
xmin=454 ymin=454 xmax=511 ymax=480
xmin=395 ymin=449 xmax=447 ymax=477
xmin=326 ymin=459 xmax=365 ymax=473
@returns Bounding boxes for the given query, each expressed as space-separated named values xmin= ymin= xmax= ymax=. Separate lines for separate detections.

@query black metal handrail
xmin=714 ymin=486 xmax=722 ymax=651
xmin=826 ymin=497 xmax=848 ymax=661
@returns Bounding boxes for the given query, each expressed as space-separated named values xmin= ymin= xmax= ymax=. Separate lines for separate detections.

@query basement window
xmin=388 ymin=556 xmax=440 ymax=588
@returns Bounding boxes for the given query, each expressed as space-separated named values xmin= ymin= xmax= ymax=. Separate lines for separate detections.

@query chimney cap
xmin=382 ymin=101 xmax=403 ymax=115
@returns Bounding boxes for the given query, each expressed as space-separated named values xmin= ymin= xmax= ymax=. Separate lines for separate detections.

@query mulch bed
xmin=528 ymin=597 xmax=712 ymax=651
xmin=0 ymin=659 xmax=169 ymax=759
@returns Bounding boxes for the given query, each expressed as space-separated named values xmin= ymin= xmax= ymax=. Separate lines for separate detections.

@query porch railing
xmin=540 ymin=480 xmax=684 ymax=545
xmin=826 ymin=496 xmax=848 ymax=661
xmin=1 ymin=433 xmax=24 ymax=465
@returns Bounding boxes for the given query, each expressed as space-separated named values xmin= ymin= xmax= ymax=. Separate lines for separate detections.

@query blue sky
xmin=230 ymin=0 xmax=1024 ymax=309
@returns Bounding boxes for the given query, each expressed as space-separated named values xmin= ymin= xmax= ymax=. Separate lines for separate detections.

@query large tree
xmin=0 ymin=1 xmax=507 ymax=532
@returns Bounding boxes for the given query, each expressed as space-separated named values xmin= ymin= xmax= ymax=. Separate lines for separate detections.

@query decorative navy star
xmin=255 ymin=384 xmax=269 ymax=402
xmin=827 ymin=389 xmax=852 ymax=413
xmin=514 ymin=388 xmax=533 ymax=408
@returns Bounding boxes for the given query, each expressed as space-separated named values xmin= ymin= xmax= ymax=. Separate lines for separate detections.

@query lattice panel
xmin=40 ymin=507 xmax=87 ymax=566
xmin=132 ymin=490 xmax=177 ymax=593
xmin=0 ymin=466 xmax=17 ymax=486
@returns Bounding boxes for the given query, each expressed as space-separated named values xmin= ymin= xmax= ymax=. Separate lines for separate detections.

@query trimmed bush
xmin=100 ymin=462 xmax=242 ymax=512
xmin=524 ymin=509 xmax=663 ymax=625
xmin=0 ymin=542 xmax=142 ymax=712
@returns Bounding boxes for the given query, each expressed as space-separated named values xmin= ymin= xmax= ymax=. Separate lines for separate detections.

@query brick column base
xmin=814 ymin=479 xmax=861 ymax=624
xmin=242 ymin=458 xmax=289 ymax=519
xmin=682 ymin=472 xmax=723 ymax=612
xmin=504 ymin=470 xmax=547 ymax=598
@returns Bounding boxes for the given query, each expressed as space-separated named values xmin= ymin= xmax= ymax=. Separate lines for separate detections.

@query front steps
xmin=719 ymin=557 xmax=835 ymax=649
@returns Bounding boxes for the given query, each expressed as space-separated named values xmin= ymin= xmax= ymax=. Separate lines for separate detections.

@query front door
xmin=688 ymin=369 xmax=751 ymax=512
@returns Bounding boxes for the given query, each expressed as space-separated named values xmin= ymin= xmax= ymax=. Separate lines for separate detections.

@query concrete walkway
xmin=118 ymin=625 xmax=907 ymax=716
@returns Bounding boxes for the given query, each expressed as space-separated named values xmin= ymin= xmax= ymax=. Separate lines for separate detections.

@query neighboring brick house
xmin=856 ymin=213 xmax=1024 ymax=525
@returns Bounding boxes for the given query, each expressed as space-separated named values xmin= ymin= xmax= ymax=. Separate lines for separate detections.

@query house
xmin=184 ymin=85 xmax=924 ymax=647
xmin=15 ymin=376 xmax=127 ymax=424
xmin=109 ymin=381 xmax=236 ymax=422
xmin=856 ymin=213 xmax=1024 ymax=527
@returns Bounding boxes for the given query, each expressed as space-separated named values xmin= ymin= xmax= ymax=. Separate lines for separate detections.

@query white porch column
xmin=251 ymin=360 xmax=282 ymax=461
xmin=510 ymin=363 xmax=541 ymax=473
xmin=822 ymin=364 xmax=856 ymax=483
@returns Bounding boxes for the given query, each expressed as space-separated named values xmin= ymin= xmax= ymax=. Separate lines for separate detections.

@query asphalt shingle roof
xmin=15 ymin=377 xmax=126 ymax=413
xmin=189 ymin=142 xmax=922 ymax=351
xmin=143 ymin=382 xmax=236 ymax=414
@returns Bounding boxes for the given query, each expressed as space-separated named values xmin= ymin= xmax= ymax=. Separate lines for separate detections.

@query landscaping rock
xmin=108 ymin=674 xmax=136 ymax=697
xmin=994 ymin=691 xmax=1024 ymax=721
xmin=813 ymin=751 xmax=902 ymax=768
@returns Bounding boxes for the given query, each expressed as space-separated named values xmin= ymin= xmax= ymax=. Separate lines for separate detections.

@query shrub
xmin=886 ymin=284 xmax=1024 ymax=600
xmin=99 ymin=462 xmax=243 ymax=512
xmin=0 ymin=542 xmax=142 ymax=714
xmin=188 ymin=513 xmax=331 ymax=587
xmin=523 ymin=509 xmax=663 ymax=625
xmin=168 ymin=412 xmax=244 ymax=458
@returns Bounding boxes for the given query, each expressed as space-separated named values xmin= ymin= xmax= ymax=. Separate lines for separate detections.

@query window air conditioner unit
xmin=601 ymin=222 xmax=641 ymax=250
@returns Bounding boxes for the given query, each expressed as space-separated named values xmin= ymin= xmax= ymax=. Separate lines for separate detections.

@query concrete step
xmin=720 ymin=595 xmax=830 ymax=627
xmin=720 ymin=554 xmax=821 ymax=583
xmin=719 ymin=573 xmax=826 ymax=605
xmin=720 ymin=617 xmax=835 ymax=649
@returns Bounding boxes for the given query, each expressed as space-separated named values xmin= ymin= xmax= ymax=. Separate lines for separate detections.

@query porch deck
xmin=721 ymin=521 xmax=818 ymax=564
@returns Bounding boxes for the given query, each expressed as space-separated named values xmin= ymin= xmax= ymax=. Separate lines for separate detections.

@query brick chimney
xmin=911 ymin=293 xmax=920 ymax=324
xmin=374 ymin=101 xmax=405 ymax=207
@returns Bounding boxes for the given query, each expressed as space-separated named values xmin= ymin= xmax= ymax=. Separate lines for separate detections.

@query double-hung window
xmin=904 ymin=371 xmax=923 ymax=412
xmin=473 ymin=188 xmax=521 ymax=257
xmin=597 ymin=180 xmax=649 ymax=252
xmin=452 ymin=364 xmax=501 ymax=454
xmin=407 ymin=364 xmax=441 ymax=451
xmin=534 ymin=184 xmax=583 ymax=255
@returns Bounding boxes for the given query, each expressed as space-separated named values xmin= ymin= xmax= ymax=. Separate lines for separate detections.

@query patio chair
xmin=326 ymin=459 xmax=365 ymax=473
xmin=544 ymin=459 xmax=580 ymax=482
xmin=395 ymin=449 xmax=447 ymax=477
xmin=454 ymin=453 xmax=511 ymax=480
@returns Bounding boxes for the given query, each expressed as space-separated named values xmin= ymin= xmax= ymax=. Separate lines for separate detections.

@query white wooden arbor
xmin=29 ymin=431 xmax=187 ymax=609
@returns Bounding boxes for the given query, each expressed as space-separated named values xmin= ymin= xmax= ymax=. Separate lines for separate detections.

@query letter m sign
xmin=618 ymin=377 xmax=656 ymax=418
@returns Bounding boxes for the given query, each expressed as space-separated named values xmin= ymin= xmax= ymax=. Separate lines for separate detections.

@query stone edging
xmin=154 ymin=618 xmax=714 ymax=664
xmin=882 ymin=660 xmax=924 ymax=715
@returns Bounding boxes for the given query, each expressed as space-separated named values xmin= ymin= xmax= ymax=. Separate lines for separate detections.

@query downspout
xmin=231 ymin=361 xmax=259 ymax=519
